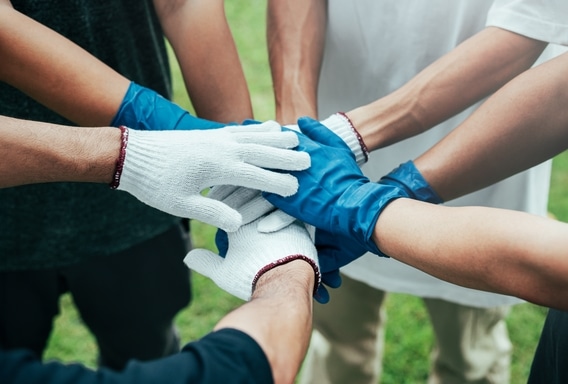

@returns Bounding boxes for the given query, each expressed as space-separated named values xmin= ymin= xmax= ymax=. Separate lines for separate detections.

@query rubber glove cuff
xmin=111 ymin=82 xmax=225 ymax=131
xmin=379 ymin=161 xmax=443 ymax=204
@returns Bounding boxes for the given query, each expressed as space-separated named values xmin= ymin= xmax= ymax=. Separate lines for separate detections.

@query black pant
xmin=0 ymin=223 xmax=191 ymax=370
xmin=528 ymin=308 xmax=568 ymax=384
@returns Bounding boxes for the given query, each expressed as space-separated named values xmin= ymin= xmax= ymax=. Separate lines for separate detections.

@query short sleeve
xmin=486 ymin=0 xmax=568 ymax=46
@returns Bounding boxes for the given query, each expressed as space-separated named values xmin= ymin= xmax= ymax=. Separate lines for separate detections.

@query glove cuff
xmin=321 ymin=113 xmax=369 ymax=165
xmin=379 ymin=161 xmax=443 ymax=204
xmin=109 ymin=126 xmax=129 ymax=189
xmin=252 ymin=254 xmax=321 ymax=297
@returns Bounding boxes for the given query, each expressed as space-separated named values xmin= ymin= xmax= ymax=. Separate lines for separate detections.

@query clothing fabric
xmin=528 ymin=309 xmax=568 ymax=384
xmin=0 ymin=328 xmax=273 ymax=384
xmin=0 ymin=223 xmax=191 ymax=370
xmin=0 ymin=0 xmax=179 ymax=270
xmin=318 ymin=0 xmax=567 ymax=307
xmin=300 ymin=275 xmax=512 ymax=384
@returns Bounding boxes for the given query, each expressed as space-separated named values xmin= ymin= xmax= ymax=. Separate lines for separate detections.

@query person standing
xmin=0 ymin=0 xmax=253 ymax=370
xmin=267 ymin=0 xmax=567 ymax=382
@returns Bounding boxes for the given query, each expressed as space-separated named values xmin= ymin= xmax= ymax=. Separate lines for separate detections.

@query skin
xmin=0 ymin=0 xmax=251 ymax=125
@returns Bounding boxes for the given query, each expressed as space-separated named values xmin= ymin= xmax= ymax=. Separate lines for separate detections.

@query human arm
xmin=0 ymin=0 xmax=129 ymax=126
xmin=345 ymin=26 xmax=548 ymax=151
xmin=0 ymin=116 xmax=310 ymax=231
xmin=414 ymin=51 xmax=568 ymax=201
xmin=373 ymin=199 xmax=568 ymax=310
xmin=267 ymin=0 xmax=327 ymax=124
xmin=154 ymin=0 xmax=252 ymax=122
xmin=0 ymin=259 xmax=313 ymax=384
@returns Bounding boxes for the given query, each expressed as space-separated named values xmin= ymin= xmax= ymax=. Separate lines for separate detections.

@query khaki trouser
xmin=299 ymin=274 xmax=512 ymax=384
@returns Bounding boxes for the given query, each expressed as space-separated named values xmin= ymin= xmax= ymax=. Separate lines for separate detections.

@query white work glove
xmin=184 ymin=217 xmax=321 ymax=301
xmin=112 ymin=121 xmax=310 ymax=232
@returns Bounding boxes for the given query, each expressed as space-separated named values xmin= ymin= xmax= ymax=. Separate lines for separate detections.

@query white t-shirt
xmin=318 ymin=0 xmax=568 ymax=307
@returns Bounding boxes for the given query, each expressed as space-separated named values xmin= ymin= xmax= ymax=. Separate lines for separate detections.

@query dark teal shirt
xmin=0 ymin=0 xmax=180 ymax=270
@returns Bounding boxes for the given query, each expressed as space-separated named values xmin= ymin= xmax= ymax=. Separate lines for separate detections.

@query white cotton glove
xmin=207 ymin=185 xmax=296 ymax=232
xmin=184 ymin=218 xmax=320 ymax=301
xmin=113 ymin=121 xmax=310 ymax=232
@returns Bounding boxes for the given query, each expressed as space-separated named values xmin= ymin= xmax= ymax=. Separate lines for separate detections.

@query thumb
xmin=298 ymin=116 xmax=347 ymax=149
xmin=182 ymin=195 xmax=243 ymax=232
xmin=183 ymin=248 xmax=224 ymax=279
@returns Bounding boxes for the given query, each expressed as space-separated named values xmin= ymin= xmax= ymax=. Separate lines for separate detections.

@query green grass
xmin=43 ymin=1 xmax=564 ymax=383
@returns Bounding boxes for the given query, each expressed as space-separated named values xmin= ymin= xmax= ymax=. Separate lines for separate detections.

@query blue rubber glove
xmin=264 ymin=117 xmax=406 ymax=259
xmin=379 ymin=161 xmax=443 ymax=204
xmin=111 ymin=82 xmax=226 ymax=130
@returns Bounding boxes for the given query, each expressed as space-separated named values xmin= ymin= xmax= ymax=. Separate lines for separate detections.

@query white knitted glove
xmin=184 ymin=218 xmax=320 ymax=301
xmin=113 ymin=121 xmax=310 ymax=232
xmin=207 ymin=185 xmax=296 ymax=232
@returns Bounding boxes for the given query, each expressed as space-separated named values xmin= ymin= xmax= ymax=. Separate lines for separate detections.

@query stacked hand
xmin=114 ymin=121 xmax=310 ymax=232
xmin=184 ymin=217 xmax=321 ymax=301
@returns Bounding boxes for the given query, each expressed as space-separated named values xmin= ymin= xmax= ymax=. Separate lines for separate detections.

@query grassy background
xmin=43 ymin=1 xmax=565 ymax=382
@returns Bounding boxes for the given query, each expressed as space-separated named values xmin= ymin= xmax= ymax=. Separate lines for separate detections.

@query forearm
xmin=347 ymin=27 xmax=547 ymax=151
xmin=214 ymin=259 xmax=314 ymax=384
xmin=155 ymin=0 xmax=252 ymax=122
xmin=267 ymin=0 xmax=327 ymax=124
xmin=0 ymin=116 xmax=120 ymax=188
xmin=0 ymin=2 xmax=129 ymax=126
xmin=373 ymin=199 xmax=568 ymax=310
xmin=415 ymin=51 xmax=568 ymax=201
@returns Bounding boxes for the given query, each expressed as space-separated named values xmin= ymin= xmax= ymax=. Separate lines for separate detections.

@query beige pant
xmin=299 ymin=274 xmax=512 ymax=384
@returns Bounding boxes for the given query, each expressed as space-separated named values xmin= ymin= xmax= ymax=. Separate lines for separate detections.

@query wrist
xmin=321 ymin=113 xmax=369 ymax=164
xmin=253 ymin=258 xmax=317 ymax=298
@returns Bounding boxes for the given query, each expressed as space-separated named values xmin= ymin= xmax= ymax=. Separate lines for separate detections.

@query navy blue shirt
xmin=0 ymin=328 xmax=273 ymax=383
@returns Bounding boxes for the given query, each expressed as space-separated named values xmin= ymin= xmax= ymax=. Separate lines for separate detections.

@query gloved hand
xmin=378 ymin=160 xmax=443 ymax=204
xmin=111 ymin=82 xmax=226 ymax=131
xmin=286 ymin=112 xmax=369 ymax=165
xmin=264 ymin=117 xmax=407 ymax=258
xmin=111 ymin=121 xmax=310 ymax=232
xmin=184 ymin=218 xmax=321 ymax=301
xmin=210 ymin=187 xmax=335 ymax=303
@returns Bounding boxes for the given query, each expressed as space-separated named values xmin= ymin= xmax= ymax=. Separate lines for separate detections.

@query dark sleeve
xmin=0 ymin=328 xmax=273 ymax=384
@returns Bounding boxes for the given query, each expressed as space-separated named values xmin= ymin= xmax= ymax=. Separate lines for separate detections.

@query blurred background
xmin=44 ymin=1 xmax=566 ymax=382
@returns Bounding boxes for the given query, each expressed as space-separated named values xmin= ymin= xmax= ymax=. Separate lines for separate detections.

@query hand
xmin=111 ymin=82 xmax=226 ymax=131
xmin=184 ymin=218 xmax=321 ymax=301
xmin=113 ymin=122 xmax=310 ymax=232
xmin=264 ymin=117 xmax=406 ymax=257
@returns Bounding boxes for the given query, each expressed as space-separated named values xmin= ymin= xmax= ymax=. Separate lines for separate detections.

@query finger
xmin=217 ymin=166 xmax=300 ymax=197
xmin=257 ymin=209 xmax=296 ymax=233
xmin=215 ymin=229 xmax=229 ymax=257
xmin=183 ymin=248 xmax=223 ymax=278
xmin=322 ymin=270 xmax=342 ymax=288
xmin=207 ymin=185 xmax=239 ymax=202
xmin=233 ymin=131 xmax=300 ymax=149
xmin=298 ymin=116 xmax=347 ymax=149
xmin=237 ymin=194 xmax=275 ymax=225
xmin=240 ymin=144 xmax=310 ymax=170
xmin=314 ymin=284 xmax=330 ymax=304
xmin=211 ymin=187 xmax=259 ymax=211
xmin=179 ymin=195 xmax=243 ymax=232
xmin=222 ymin=120 xmax=281 ymax=134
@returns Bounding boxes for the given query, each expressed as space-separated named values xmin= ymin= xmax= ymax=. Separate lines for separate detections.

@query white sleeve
xmin=486 ymin=0 xmax=568 ymax=46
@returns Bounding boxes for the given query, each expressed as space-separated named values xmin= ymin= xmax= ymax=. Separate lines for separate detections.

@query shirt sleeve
xmin=0 ymin=328 xmax=273 ymax=384
xmin=486 ymin=0 xmax=568 ymax=46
